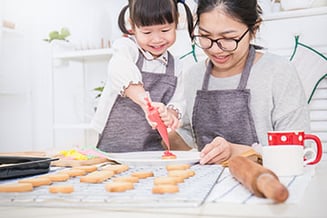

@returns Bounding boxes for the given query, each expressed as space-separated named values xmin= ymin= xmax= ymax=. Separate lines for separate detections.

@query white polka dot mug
xmin=267 ymin=130 xmax=322 ymax=165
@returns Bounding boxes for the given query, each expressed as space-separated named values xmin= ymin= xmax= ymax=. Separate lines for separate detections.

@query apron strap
xmin=237 ymin=45 xmax=256 ymax=90
xmin=136 ymin=50 xmax=144 ymax=69
xmin=201 ymin=61 xmax=212 ymax=91
xmin=166 ymin=52 xmax=175 ymax=76
xmin=201 ymin=45 xmax=256 ymax=91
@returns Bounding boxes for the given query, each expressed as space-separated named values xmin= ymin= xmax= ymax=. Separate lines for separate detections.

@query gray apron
xmin=97 ymin=51 xmax=177 ymax=152
xmin=192 ymin=46 xmax=258 ymax=151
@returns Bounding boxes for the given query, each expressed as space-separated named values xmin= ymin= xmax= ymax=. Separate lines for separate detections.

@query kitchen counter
xmin=1 ymin=154 xmax=326 ymax=218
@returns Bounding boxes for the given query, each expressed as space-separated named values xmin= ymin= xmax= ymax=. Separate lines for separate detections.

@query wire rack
xmin=0 ymin=164 xmax=224 ymax=208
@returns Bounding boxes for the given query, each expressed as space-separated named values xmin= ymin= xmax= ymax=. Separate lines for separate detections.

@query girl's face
xmin=133 ymin=22 xmax=176 ymax=58
xmin=198 ymin=8 xmax=252 ymax=77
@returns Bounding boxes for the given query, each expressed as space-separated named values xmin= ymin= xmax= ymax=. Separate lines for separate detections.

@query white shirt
xmin=91 ymin=36 xmax=186 ymax=134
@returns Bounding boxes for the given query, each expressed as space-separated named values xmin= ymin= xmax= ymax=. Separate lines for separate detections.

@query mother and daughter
xmin=92 ymin=0 xmax=309 ymax=165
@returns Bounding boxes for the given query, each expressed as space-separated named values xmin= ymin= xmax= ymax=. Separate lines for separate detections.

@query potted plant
xmin=44 ymin=27 xmax=71 ymax=43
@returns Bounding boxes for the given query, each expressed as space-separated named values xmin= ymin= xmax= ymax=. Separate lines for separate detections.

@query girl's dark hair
xmin=195 ymin=0 xmax=262 ymax=35
xmin=118 ymin=0 xmax=194 ymax=37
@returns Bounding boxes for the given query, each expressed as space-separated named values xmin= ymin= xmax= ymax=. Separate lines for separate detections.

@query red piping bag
xmin=144 ymin=97 xmax=175 ymax=157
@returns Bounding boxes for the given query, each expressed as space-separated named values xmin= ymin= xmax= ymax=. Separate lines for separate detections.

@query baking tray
xmin=0 ymin=156 xmax=58 ymax=180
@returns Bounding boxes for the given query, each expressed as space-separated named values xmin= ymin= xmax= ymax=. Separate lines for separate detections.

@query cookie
xmin=152 ymin=184 xmax=179 ymax=194
xmin=61 ymin=168 xmax=87 ymax=177
xmin=102 ymin=164 xmax=129 ymax=174
xmin=0 ymin=183 xmax=33 ymax=192
xmin=46 ymin=173 xmax=70 ymax=182
xmin=154 ymin=177 xmax=178 ymax=185
xmin=161 ymin=154 xmax=177 ymax=160
xmin=49 ymin=185 xmax=74 ymax=194
xmin=112 ymin=176 xmax=139 ymax=183
xmin=169 ymin=176 xmax=184 ymax=183
xmin=18 ymin=177 xmax=52 ymax=187
xmin=105 ymin=182 xmax=134 ymax=192
xmin=73 ymin=165 xmax=97 ymax=173
xmin=167 ymin=169 xmax=195 ymax=179
xmin=80 ymin=170 xmax=114 ymax=183
xmin=161 ymin=151 xmax=177 ymax=159
xmin=166 ymin=164 xmax=191 ymax=171
xmin=131 ymin=171 xmax=154 ymax=179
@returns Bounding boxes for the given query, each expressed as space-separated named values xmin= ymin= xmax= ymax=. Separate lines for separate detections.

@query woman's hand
xmin=199 ymin=137 xmax=232 ymax=165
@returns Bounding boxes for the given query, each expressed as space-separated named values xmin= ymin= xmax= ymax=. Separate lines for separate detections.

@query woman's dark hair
xmin=118 ymin=0 xmax=194 ymax=37
xmin=194 ymin=0 xmax=262 ymax=35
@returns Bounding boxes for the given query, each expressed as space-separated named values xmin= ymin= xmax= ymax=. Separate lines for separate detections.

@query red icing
xmin=162 ymin=150 xmax=176 ymax=157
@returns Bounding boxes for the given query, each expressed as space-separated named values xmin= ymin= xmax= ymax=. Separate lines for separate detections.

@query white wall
xmin=1 ymin=0 xmax=326 ymax=152
xmin=0 ymin=0 xmax=127 ymax=152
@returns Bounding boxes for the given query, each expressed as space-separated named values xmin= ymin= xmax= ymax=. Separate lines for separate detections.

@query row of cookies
xmin=0 ymin=163 xmax=195 ymax=194
xmin=104 ymin=163 xmax=195 ymax=194
xmin=0 ymin=165 xmax=122 ymax=193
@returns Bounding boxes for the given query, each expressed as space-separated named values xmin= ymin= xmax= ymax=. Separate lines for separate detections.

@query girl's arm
xmin=108 ymin=37 xmax=143 ymax=99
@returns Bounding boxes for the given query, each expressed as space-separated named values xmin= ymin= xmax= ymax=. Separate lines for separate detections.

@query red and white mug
xmin=267 ymin=130 xmax=322 ymax=165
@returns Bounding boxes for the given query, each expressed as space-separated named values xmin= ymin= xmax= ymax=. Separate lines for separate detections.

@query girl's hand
xmin=151 ymin=102 xmax=180 ymax=130
xmin=142 ymin=108 xmax=157 ymax=129
xmin=199 ymin=137 xmax=232 ymax=165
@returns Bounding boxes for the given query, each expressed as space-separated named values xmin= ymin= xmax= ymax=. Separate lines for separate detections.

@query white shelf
xmin=0 ymin=91 xmax=28 ymax=96
xmin=51 ymin=46 xmax=112 ymax=147
xmin=53 ymin=48 xmax=114 ymax=61
xmin=263 ymin=6 xmax=327 ymax=21
xmin=1 ymin=27 xmax=23 ymax=36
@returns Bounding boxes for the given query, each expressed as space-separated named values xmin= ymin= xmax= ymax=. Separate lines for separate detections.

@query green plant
xmin=44 ymin=27 xmax=71 ymax=43
xmin=93 ymin=82 xmax=105 ymax=98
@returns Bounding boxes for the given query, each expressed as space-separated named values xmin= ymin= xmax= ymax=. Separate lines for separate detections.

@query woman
xmin=172 ymin=0 xmax=309 ymax=164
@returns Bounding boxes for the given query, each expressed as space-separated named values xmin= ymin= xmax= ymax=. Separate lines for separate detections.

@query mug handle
xmin=304 ymin=134 xmax=323 ymax=165
xmin=303 ymin=147 xmax=316 ymax=165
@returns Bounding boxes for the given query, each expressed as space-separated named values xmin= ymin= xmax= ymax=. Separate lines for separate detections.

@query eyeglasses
xmin=192 ymin=28 xmax=250 ymax=51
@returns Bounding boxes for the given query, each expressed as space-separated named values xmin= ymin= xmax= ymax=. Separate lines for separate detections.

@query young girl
xmin=91 ymin=0 xmax=194 ymax=152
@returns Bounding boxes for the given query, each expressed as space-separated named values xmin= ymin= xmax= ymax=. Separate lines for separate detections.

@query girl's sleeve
xmin=108 ymin=38 xmax=143 ymax=96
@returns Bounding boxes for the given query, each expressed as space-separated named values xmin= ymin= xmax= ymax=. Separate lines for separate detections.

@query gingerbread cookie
xmin=73 ymin=165 xmax=97 ymax=173
xmin=105 ymin=182 xmax=134 ymax=192
xmin=152 ymin=184 xmax=179 ymax=194
xmin=112 ymin=176 xmax=139 ymax=183
xmin=0 ymin=183 xmax=33 ymax=192
xmin=61 ymin=168 xmax=87 ymax=177
xmin=102 ymin=164 xmax=129 ymax=174
xmin=18 ymin=177 xmax=52 ymax=187
xmin=49 ymin=185 xmax=74 ymax=194
xmin=131 ymin=171 xmax=154 ymax=179
xmin=46 ymin=173 xmax=70 ymax=182
xmin=167 ymin=169 xmax=195 ymax=179
xmin=154 ymin=177 xmax=178 ymax=185
xmin=80 ymin=170 xmax=114 ymax=183
xmin=166 ymin=164 xmax=191 ymax=171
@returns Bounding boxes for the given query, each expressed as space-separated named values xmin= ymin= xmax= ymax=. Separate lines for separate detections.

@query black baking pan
xmin=0 ymin=156 xmax=59 ymax=180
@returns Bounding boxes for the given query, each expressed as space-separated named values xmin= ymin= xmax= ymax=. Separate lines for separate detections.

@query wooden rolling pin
xmin=228 ymin=155 xmax=289 ymax=203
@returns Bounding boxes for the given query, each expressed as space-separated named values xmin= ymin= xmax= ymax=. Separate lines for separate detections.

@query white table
xmin=1 ymin=156 xmax=327 ymax=218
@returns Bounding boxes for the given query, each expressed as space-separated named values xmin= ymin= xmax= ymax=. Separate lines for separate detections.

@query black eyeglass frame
xmin=192 ymin=28 xmax=250 ymax=51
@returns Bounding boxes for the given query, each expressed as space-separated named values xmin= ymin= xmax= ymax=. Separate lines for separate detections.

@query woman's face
xmin=197 ymin=8 xmax=252 ymax=76
xmin=133 ymin=22 xmax=176 ymax=58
